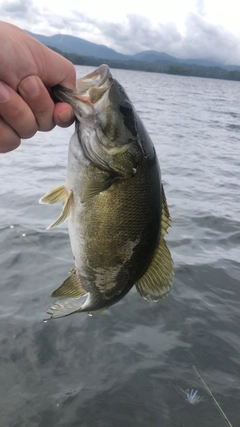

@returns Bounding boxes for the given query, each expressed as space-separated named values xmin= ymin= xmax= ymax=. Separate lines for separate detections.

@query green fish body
xmin=40 ymin=65 xmax=173 ymax=318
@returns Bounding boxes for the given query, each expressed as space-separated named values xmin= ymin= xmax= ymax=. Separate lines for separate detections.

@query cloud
xmin=179 ymin=13 xmax=240 ymax=63
xmin=196 ymin=0 xmax=206 ymax=16
xmin=67 ymin=12 xmax=183 ymax=56
xmin=94 ymin=14 xmax=182 ymax=54
xmin=83 ymin=13 xmax=240 ymax=64
xmin=1 ymin=1 xmax=240 ymax=65
xmin=0 ymin=0 xmax=42 ymax=29
xmin=95 ymin=13 xmax=240 ymax=64
xmin=1 ymin=0 xmax=39 ymax=18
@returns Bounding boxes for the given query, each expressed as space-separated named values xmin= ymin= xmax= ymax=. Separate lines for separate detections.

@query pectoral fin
xmin=47 ymin=190 xmax=73 ymax=229
xmin=39 ymin=185 xmax=67 ymax=204
xmin=51 ymin=267 xmax=87 ymax=298
xmin=81 ymin=178 xmax=113 ymax=202
xmin=135 ymin=236 xmax=174 ymax=302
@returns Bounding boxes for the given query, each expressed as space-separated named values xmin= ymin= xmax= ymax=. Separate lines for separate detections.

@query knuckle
xmin=0 ymin=94 xmax=37 ymax=136
xmin=21 ymin=128 xmax=37 ymax=139
xmin=34 ymin=99 xmax=52 ymax=115
xmin=18 ymin=76 xmax=55 ymax=131
xmin=38 ymin=120 xmax=55 ymax=132
xmin=0 ymin=103 xmax=38 ymax=139
xmin=0 ymin=118 xmax=21 ymax=152
xmin=34 ymin=104 xmax=55 ymax=131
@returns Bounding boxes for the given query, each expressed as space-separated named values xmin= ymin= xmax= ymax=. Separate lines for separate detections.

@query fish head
xmin=53 ymin=64 xmax=143 ymax=177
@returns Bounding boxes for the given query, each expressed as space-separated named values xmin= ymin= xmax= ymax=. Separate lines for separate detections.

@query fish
xmin=40 ymin=64 xmax=174 ymax=318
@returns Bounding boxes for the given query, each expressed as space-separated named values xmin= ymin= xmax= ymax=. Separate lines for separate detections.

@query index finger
xmin=35 ymin=47 xmax=76 ymax=90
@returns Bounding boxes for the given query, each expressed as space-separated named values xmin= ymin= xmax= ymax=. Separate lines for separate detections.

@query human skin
xmin=0 ymin=21 xmax=76 ymax=153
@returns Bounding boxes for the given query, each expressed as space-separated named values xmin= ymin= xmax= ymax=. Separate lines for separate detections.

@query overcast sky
xmin=1 ymin=0 xmax=240 ymax=64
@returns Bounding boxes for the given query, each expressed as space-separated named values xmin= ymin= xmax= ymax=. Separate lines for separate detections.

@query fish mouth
xmin=52 ymin=64 xmax=113 ymax=108
xmin=76 ymin=64 xmax=112 ymax=93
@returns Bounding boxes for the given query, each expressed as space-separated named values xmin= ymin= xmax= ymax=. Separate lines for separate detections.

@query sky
xmin=1 ymin=0 xmax=240 ymax=64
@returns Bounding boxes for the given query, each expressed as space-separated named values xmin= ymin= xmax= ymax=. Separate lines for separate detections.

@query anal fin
xmin=47 ymin=298 xmax=86 ymax=319
xmin=52 ymin=267 xmax=87 ymax=298
xmin=135 ymin=236 xmax=174 ymax=302
xmin=47 ymin=268 xmax=88 ymax=319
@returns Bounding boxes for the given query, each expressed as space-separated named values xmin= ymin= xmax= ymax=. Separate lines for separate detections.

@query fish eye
xmin=119 ymin=100 xmax=133 ymax=117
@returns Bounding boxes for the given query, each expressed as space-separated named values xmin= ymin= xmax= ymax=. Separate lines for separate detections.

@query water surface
xmin=1 ymin=66 xmax=240 ymax=426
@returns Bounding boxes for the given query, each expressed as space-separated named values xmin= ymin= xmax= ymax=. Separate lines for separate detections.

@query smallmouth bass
xmin=40 ymin=64 xmax=174 ymax=318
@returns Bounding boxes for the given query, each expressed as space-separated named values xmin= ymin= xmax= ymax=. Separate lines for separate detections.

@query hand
xmin=0 ymin=21 xmax=76 ymax=153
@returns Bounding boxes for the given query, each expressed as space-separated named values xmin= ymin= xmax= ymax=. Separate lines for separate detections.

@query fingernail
xmin=0 ymin=82 xmax=10 ymax=102
xmin=19 ymin=76 xmax=40 ymax=98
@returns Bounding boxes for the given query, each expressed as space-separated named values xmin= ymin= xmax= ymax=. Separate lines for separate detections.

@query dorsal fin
xmin=135 ymin=186 xmax=174 ymax=301
xmin=161 ymin=185 xmax=172 ymax=237
xmin=135 ymin=235 xmax=174 ymax=302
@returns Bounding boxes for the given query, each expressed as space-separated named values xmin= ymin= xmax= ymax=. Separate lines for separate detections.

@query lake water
xmin=1 ymin=66 xmax=240 ymax=427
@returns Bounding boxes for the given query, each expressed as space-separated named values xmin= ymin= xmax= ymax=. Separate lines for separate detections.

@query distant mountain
xmin=180 ymin=57 xmax=224 ymax=67
xmin=132 ymin=50 xmax=178 ymax=63
xmin=27 ymin=32 xmax=130 ymax=61
xmin=132 ymin=50 xmax=231 ymax=68
xmin=27 ymin=31 xmax=240 ymax=71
